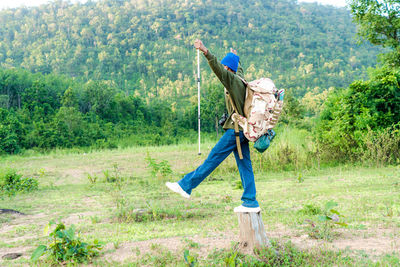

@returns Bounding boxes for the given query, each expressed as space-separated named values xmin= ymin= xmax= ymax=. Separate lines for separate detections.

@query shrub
xmin=145 ymin=153 xmax=172 ymax=178
xmin=31 ymin=222 xmax=102 ymax=264
xmin=361 ymin=124 xmax=400 ymax=166
xmin=303 ymin=201 xmax=348 ymax=241
xmin=0 ymin=169 xmax=38 ymax=197
xmin=315 ymin=66 xmax=400 ymax=162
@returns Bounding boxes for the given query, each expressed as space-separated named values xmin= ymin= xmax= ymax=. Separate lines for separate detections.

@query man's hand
xmin=194 ymin=39 xmax=208 ymax=54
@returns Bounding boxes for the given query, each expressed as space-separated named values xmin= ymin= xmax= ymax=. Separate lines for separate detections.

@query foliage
xmin=304 ymin=201 xmax=348 ymax=241
xmin=233 ymin=180 xmax=243 ymax=190
xmin=115 ymin=203 xmax=208 ymax=223
xmin=183 ymin=249 xmax=197 ymax=267
xmin=0 ymin=169 xmax=38 ymax=197
xmin=31 ymin=221 xmax=102 ymax=264
xmin=315 ymin=66 xmax=400 ymax=162
xmin=145 ymin=152 xmax=173 ymax=177
xmin=87 ymin=173 xmax=98 ymax=184
xmin=207 ymin=240 xmax=355 ymax=266
xmin=0 ymin=0 xmax=380 ymax=99
xmin=103 ymin=164 xmax=124 ymax=183
xmin=361 ymin=124 xmax=400 ymax=166
xmin=350 ymin=0 xmax=400 ymax=65
xmin=0 ymin=0 xmax=385 ymax=156
xmin=0 ymin=68 xmax=196 ymax=154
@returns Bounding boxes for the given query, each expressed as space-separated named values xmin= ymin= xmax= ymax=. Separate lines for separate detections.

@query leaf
xmin=183 ymin=249 xmax=189 ymax=263
xmin=335 ymin=221 xmax=348 ymax=227
xmin=56 ymin=230 xmax=65 ymax=239
xmin=318 ymin=215 xmax=330 ymax=222
xmin=325 ymin=201 xmax=338 ymax=211
xmin=330 ymin=209 xmax=341 ymax=216
xmin=65 ymin=225 xmax=75 ymax=240
xmin=43 ymin=224 xmax=50 ymax=235
xmin=31 ymin=245 xmax=47 ymax=261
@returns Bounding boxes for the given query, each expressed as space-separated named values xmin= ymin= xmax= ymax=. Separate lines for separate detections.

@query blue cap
xmin=221 ymin=52 xmax=239 ymax=73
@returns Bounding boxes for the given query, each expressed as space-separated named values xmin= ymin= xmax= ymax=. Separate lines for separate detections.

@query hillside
xmin=0 ymin=0 xmax=381 ymax=99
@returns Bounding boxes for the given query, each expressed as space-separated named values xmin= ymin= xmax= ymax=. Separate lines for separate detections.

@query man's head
xmin=221 ymin=52 xmax=239 ymax=73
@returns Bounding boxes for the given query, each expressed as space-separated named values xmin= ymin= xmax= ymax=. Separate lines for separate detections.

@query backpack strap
xmin=224 ymin=75 xmax=247 ymax=160
xmin=236 ymin=75 xmax=248 ymax=86
xmin=226 ymin=91 xmax=243 ymax=160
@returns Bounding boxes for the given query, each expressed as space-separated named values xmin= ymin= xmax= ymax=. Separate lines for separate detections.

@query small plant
xmin=298 ymin=204 xmax=321 ymax=215
xmin=183 ymin=238 xmax=200 ymax=248
xmin=233 ymin=180 xmax=243 ymax=190
xmin=304 ymin=201 xmax=348 ymax=241
xmin=31 ymin=221 xmax=102 ymax=264
xmin=36 ymin=168 xmax=46 ymax=177
xmin=221 ymin=195 xmax=232 ymax=203
xmin=145 ymin=152 xmax=172 ymax=178
xmin=297 ymin=172 xmax=304 ymax=183
xmin=113 ymin=241 xmax=121 ymax=249
xmin=90 ymin=215 xmax=100 ymax=224
xmin=0 ymin=169 xmax=38 ymax=197
xmin=87 ymin=173 xmax=98 ymax=184
xmin=158 ymin=160 xmax=173 ymax=177
xmin=103 ymin=163 xmax=123 ymax=184
xmin=223 ymin=250 xmax=239 ymax=267
xmin=183 ymin=249 xmax=197 ymax=267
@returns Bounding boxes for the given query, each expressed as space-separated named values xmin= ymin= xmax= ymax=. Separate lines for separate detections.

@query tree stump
xmin=237 ymin=212 xmax=271 ymax=250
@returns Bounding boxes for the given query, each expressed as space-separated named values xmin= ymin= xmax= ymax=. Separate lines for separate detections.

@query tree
xmin=350 ymin=0 xmax=400 ymax=65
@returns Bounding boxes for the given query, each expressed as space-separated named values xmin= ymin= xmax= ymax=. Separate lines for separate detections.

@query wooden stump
xmin=237 ymin=212 xmax=271 ymax=250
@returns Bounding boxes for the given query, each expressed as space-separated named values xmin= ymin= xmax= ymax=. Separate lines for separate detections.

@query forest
xmin=0 ymin=0 xmax=398 ymax=165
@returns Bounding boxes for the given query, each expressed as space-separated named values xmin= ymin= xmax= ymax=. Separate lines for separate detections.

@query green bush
xmin=145 ymin=153 xmax=173 ymax=177
xmin=361 ymin=124 xmax=400 ymax=166
xmin=0 ymin=169 xmax=38 ymax=196
xmin=31 ymin=222 xmax=102 ymax=264
xmin=315 ymin=66 xmax=400 ymax=162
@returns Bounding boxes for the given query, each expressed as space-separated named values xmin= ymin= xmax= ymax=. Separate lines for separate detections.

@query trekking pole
xmin=197 ymin=49 xmax=201 ymax=155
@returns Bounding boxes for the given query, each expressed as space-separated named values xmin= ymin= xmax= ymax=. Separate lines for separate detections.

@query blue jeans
xmin=178 ymin=129 xmax=259 ymax=208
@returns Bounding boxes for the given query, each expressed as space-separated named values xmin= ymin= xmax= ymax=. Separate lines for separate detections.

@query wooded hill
xmin=1 ymin=0 xmax=392 ymax=155
xmin=0 ymin=0 xmax=380 ymax=100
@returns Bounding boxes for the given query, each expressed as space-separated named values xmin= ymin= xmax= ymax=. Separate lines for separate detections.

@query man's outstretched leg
xmin=166 ymin=129 xmax=238 ymax=198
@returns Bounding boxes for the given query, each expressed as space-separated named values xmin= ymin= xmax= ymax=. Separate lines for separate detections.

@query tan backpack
xmin=227 ymin=77 xmax=284 ymax=159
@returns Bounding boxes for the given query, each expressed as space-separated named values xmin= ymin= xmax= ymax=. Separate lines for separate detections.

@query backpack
xmin=227 ymin=77 xmax=284 ymax=157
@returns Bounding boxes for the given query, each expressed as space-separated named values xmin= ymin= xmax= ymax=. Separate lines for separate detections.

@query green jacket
xmin=204 ymin=51 xmax=246 ymax=130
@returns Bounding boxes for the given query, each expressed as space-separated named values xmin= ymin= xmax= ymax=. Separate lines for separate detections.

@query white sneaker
xmin=234 ymin=205 xmax=261 ymax=213
xmin=165 ymin=182 xmax=190 ymax=199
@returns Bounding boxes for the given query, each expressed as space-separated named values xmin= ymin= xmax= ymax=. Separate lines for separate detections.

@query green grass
xmin=0 ymin=139 xmax=399 ymax=266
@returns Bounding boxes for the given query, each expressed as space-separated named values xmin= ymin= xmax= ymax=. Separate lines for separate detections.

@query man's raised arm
xmin=194 ymin=39 xmax=236 ymax=90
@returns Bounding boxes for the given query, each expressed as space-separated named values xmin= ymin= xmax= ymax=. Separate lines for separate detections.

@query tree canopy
xmin=350 ymin=0 xmax=400 ymax=65
xmin=0 ymin=0 xmax=381 ymax=100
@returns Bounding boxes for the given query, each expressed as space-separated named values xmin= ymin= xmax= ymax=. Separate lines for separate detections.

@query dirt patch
xmin=104 ymin=231 xmax=236 ymax=263
xmin=0 ymin=213 xmax=46 ymax=235
xmin=103 ymin=226 xmax=400 ymax=263
xmin=267 ymin=225 xmax=400 ymax=256
xmin=59 ymin=211 xmax=98 ymax=226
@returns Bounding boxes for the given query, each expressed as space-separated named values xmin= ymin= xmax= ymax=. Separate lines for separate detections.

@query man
xmin=166 ymin=39 xmax=260 ymax=213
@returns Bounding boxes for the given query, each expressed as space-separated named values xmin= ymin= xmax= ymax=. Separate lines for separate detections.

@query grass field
xmin=0 ymin=142 xmax=399 ymax=266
